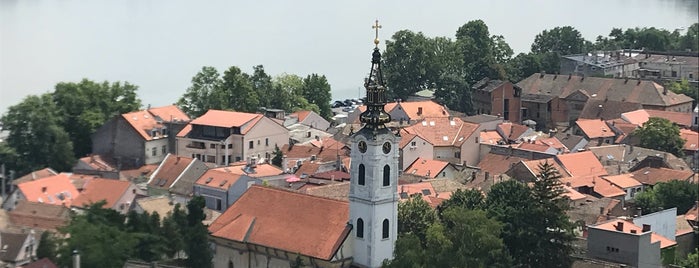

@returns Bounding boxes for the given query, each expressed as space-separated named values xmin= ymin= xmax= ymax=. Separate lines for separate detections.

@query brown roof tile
xmin=401 ymin=117 xmax=478 ymax=147
xmin=289 ymin=110 xmax=312 ymax=122
xmin=498 ymin=122 xmax=531 ymax=141
xmin=622 ymin=109 xmax=693 ymax=127
xmin=404 ymin=158 xmax=449 ymax=178
xmin=480 ymin=131 xmax=503 ymax=145
xmin=536 ymin=137 xmax=568 ymax=152
xmin=8 ymin=200 xmax=70 ymax=230
xmin=593 ymin=177 xmax=626 ymax=198
xmin=602 ymin=174 xmax=642 ymax=189
xmin=555 ymin=151 xmax=607 ymax=177
xmin=148 ymin=154 xmax=195 ymax=189
xmin=396 ymin=100 xmax=450 ymax=120
xmin=579 ymin=100 xmax=643 ymax=120
xmin=477 ymin=153 xmax=526 ymax=175
xmin=195 ymin=170 xmax=242 ymax=190
xmin=121 ymin=109 xmax=169 ymax=141
xmin=76 ymin=155 xmax=117 ymax=172
xmin=210 ymin=186 xmax=349 ymax=260
xmin=190 ymin=110 xmax=262 ymax=133
xmin=576 ymin=119 xmax=615 ymax=139
xmin=17 ymin=174 xmax=80 ymax=207
xmin=73 ymin=178 xmax=131 ymax=209
xmin=522 ymin=158 xmax=571 ymax=178
xmin=630 ymin=167 xmax=694 ymax=185
xmin=680 ymin=129 xmax=698 ymax=151
xmin=0 ymin=232 xmax=29 ymax=262
xmin=13 ymin=168 xmax=58 ymax=185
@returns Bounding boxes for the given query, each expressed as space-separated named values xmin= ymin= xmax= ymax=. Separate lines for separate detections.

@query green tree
xmin=530 ymin=161 xmax=574 ymax=268
xmin=437 ymin=188 xmax=484 ymax=216
xmin=271 ymin=145 xmax=283 ymax=168
xmin=301 ymin=74 xmax=333 ymax=119
xmin=56 ymin=202 xmax=135 ymax=268
xmin=456 ymin=20 xmax=507 ymax=83
xmin=678 ymin=23 xmax=699 ymax=52
xmin=636 ymin=180 xmax=699 ymax=215
xmin=437 ymin=208 xmax=512 ymax=268
xmin=272 ymin=73 xmax=319 ymax=113
xmin=633 ymin=117 xmax=685 ymax=156
xmin=383 ymin=233 xmax=425 ymax=268
xmin=52 ymin=79 xmax=141 ymax=157
xmin=397 ymin=195 xmax=437 ymax=243
xmin=1 ymin=94 xmax=76 ymax=174
xmin=251 ymin=65 xmax=274 ymax=109
xmin=161 ymin=214 xmax=185 ymax=259
xmin=433 ymin=72 xmax=471 ymax=114
xmin=383 ymin=30 xmax=438 ymax=98
xmin=531 ymin=26 xmax=587 ymax=55
xmin=507 ymin=53 xmax=543 ymax=82
xmin=667 ymin=79 xmax=698 ymax=103
xmin=36 ymin=231 xmax=57 ymax=262
xmin=178 ymin=66 xmax=224 ymax=117
xmin=677 ymin=248 xmax=699 ymax=268
xmin=222 ymin=66 xmax=259 ymax=113
xmin=185 ymin=196 xmax=213 ymax=268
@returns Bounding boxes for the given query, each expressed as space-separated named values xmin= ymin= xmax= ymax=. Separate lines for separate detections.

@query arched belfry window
xmin=383 ymin=165 xmax=390 ymax=186
xmin=358 ymin=164 xmax=365 ymax=185
xmin=382 ymin=219 xmax=389 ymax=239
xmin=357 ymin=218 xmax=364 ymax=238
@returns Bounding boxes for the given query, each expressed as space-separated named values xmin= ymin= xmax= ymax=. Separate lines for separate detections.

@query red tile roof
xmin=209 ymin=186 xmax=349 ymax=260
xmin=477 ymin=153 xmax=526 ymax=175
xmin=602 ymin=174 xmax=642 ymax=189
xmin=592 ymin=220 xmax=676 ymax=249
xmin=77 ymin=155 xmax=117 ymax=172
xmin=13 ymin=168 xmax=58 ymax=185
xmin=148 ymin=154 xmax=194 ymax=189
xmin=398 ymin=182 xmax=444 ymax=207
xmin=176 ymin=124 xmax=192 ymax=137
xmin=685 ymin=203 xmax=698 ymax=222
xmin=522 ymin=159 xmax=571 ymax=178
xmin=8 ymin=200 xmax=70 ymax=230
xmin=397 ymin=100 xmax=449 ymax=120
xmin=560 ymin=175 xmax=595 ymax=189
xmin=593 ymin=177 xmax=626 ymax=198
xmin=212 ymin=163 xmax=283 ymax=178
xmin=404 ymin=158 xmax=449 ymax=178
xmin=555 ymin=151 xmax=608 ymax=177
xmin=680 ymin=129 xmax=698 ymax=151
xmin=119 ymin=164 xmax=159 ymax=181
xmin=73 ymin=178 xmax=131 ymax=209
xmin=517 ymin=142 xmax=554 ymax=153
xmin=536 ymin=137 xmax=568 ymax=152
xmin=401 ymin=117 xmax=479 ymax=147
xmin=195 ymin=170 xmax=242 ymax=190
xmin=147 ymin=105 xmax=190 ymax=123
xmin=121 ymin=110 xmax=168 ymax=141
xmin=398 ymin=133 xmax=418 ymax=149
xmin=576 ymin=119 xmax=615 ymax=139
xmin=562 ymin=185 xmax=586 ymax=201
xmin=498 ymin=122 xmax=531 ymax=141
xmin=289 ymin=110 xmax=312 ymax=122
xmin=190 ymin=110 xmax=261 ymax=132
xmin=622 ymin=109 xmax=693 ymax=127
xmin=480 ymin=131 xmax=503 ymax=145
xmin=630 ymin=167 xmax=694 ymax=185
xmin=17 ymin=174 xmax=79 ymax=207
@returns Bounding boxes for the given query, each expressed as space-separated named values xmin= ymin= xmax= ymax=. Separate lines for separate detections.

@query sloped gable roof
xmin=602 ymin=174 xmax=642 ymax=189
xmin=680 ymin=129 xmax=698 ymax=151
xmin=13 ymin=168 xmax=58 ymax=185
xmin=576 ymin=119 xmax=615 ymax=139
xmin=555 ymin=151 xmax=607 ymax=177
xmin=289 ymin=110 xmax=312 ymax=122
xmin=209 ymin=186 xmax=350 ymax=260
xmin=121 ymin=110 xmax=166 ymax=141
xmin=592 ymin=220 xmax=676 ymax=249
xmin=630 ymin=167 xmax=694 ymax=185
xmin=0 ymin=232 xmax=29 ymax=262
xmin=190 ymin=110 xmax=261 ymax=130
xmin=212 ymin=163 xmax=283 ymax=178
xmin=404 ymin=158 xmax=450 ymax=178
xmin=148 ymin=154 xmax=194 ymax=189
xmin=147 ymin=105 xmax=190 ymax=123
xmin=17 ymin=173 xmax=79 ymax=207
xmin=73 ymin=178 xmax=131 ymax=209
xmin=477 ymin=153 xmax=526 ymax=175
xmin=401 ymin=117 xmax=478 ymax=147
xmin=8 ymin=200 xmax=70 ymax=230
xmin=396 ymin=100 xmax=449 ymax=119
xmin=195 ymin=170 xmax=242 ymax=190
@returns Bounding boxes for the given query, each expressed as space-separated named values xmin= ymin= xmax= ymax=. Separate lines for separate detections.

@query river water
xmin=1 ymin=0 xmax=697 ymax=114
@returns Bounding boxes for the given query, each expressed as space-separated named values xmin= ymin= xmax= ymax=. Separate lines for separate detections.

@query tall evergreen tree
xmin=301 ymin=74 xmax=332 ymax=119
xmin=185 ymin=196 xmax=213 ymax=268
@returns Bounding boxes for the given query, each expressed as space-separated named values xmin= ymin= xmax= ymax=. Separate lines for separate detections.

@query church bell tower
xmin=349 ymin=20 xmax=399 ymax=268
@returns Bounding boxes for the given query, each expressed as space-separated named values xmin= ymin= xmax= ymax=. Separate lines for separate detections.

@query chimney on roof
xmin=568 ymin=73 xmax=572 ymax=80
xmin=599 ymin=206 xmax=605 ymax=215
xmin=417 ymin=107 xmax=423 ymax=116
xmin=484 ymin=172 xmax=490 ymax=181
xmin=41 ymin=186 xmax=47 ymax=193
xmin=540 ymin=71 xmax=546 ymax=78
xmin=176 ymin=156 xmax=180 ymax=164
xmin=282 ymin=155 xmax=288 ymax=173
xmin=642 ymin=224 xmax=651 ymax=232
xmin=624 ymin=78 xmax=629 ymax=84
xmin=637 ymin=79 xmax=641 ymax=85
xmin=663 ymin=86 xmax=668 ymax=95
xmin=615 ymin=222 xmax=624 ymax=231
xmin=637 ymin=207 xmax=642 ymax=217
xmin=581 ymin=74 xmax=585 ymax=82
xmin=630 ymin=229 xmax=637 ymax=234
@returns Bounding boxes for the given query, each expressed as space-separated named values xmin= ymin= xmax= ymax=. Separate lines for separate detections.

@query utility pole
xmin=1 ymin=164 xmax=5 ymax=201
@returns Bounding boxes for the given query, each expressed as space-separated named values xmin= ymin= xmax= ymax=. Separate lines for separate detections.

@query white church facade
xmin=208 ymin=21 xmax=398 ymax=268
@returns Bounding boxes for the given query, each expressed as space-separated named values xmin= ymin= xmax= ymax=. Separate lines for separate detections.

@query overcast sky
xmin=1 ymin=0 xmax=697 ymax=114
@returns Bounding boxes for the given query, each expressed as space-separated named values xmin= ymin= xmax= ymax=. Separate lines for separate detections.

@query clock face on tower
xmin=382 ymin=142 xmax=391 ymax=154
xmin=358 ymin=141 xmax=367 ymax=153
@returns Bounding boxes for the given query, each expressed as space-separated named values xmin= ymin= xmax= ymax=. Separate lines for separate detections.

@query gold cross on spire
xmin=372 ymin=19 xmax=382 ymax=47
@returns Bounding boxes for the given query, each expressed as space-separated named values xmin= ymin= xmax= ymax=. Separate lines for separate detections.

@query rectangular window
xmin=257 ymin=140 xmax=260 ymax=145
xmin=151 ymin=147 xmax=157 ymax=156
xmin=161 ymin=145 xmax=167 ymax=155
xmin=249 ymin=141 xmax=254 ymax=149
xmin=265 ymin=138 xmax=269 ymax=146
xmin=503 ymin=99 xmax=510 ymax=120
xmin=411 ymin=141 xmax=416 ymax=146
xmin=227 ymin=144 xmax=233 ymax=149
xmin=210 ymin=143 xmax=216 ymax=149
xmin=672 ymin=71 xmax=677 ymax=77
xmin=454 ymin=152 xmax=461 ymax=158
xmin=206 ymin=155 xmax=215 ymax=163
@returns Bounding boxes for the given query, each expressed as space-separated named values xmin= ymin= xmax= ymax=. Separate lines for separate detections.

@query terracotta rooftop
xmin=517 ymin=73 xmax=693 ymax=107
xmin=536 ymin=137 xmax=568 ymax=152
xmin=17 ymin=173 xmax=79 ymax=207
xmin=8 ymin=200 xmax=70 ymax=230
xmin=76 ymin=155 xmax=117 ymax=172
xmin=630 ymin=167 xmax=694 ymax=185
xmin=195 ymin=170 xmax=242 ymax=190
xmin=601 ymin=174 xmax=642 ymax=189
xmin=522 ymin=158 xmax=571 ymax=178
xmin=73 ymin=178 xmax=131 ymax=209
xmin=209 ymin=186 xmax=350 ymax=260
xmin=148 ymin=154 xmax=195 ymax=189
xmin=680 ymin=129 xmax=698 ymax=151
xmin=576 ymin=119 xmax=615 ymax=139
xmin=397 ymin=100 xmax=450 ymax=120
xmin=685 ymin=203 xmax=698 ymax=223
xmin=399 ymin=182 xmax=445 ymax=208
xmin=121 ymin=109 xmax=169 ymax=141
xmin=12 ymin=167 xmax=58 ymax=185
xmin=591 ymin=219 xmax=676 ymax=249
xmin=593 ymin=177 xmax=626 ymax=198
xmin=480 ymin=130 xmax=503 ymax=145
xmin=404 ymin=158 xmax=450 ymax=179
xmin=587 ymin=144 xmax=690 ymax=171
xmin=281 ymin=143 xmax=348 ymax=163
xmin=477 ymin=153 xmax=526 ymax=175
xmin=301 ymin=182 xmax=350 ymax=201
xmin=213 ymin=163 xmax=283 ymax=178
xmin=398 ymin=133 xmax=419 ymax=149
xmin=289 ymin=110 xmax=312 ymax=122
xmin=120 ymin=164 xmax=159 ymax=181
xmin=560 ymin=175 xmax=596 ymax=189
xmin=498 ymin=122 xmax=531 ymax=141
xmin=176 ymin=124 xmax=192 ymax=137
xmin=517 ymin=142 xmax=554 ymax=153
xmin=147 ymin=105 xmax=190 ymax=123
xmin=622 ymin=109 xmax=693 ymax=127
xmin=562 ymin=185 xmax=586 ymax=201
xmin=555 ymin=151 xmax=607 ymax=177
xmin=294 ymin=162 xmax=322 ymax=178
xmin=401 ymin=117 xmax=479 ymax=147
xmin=190 ymin=110 xmax=262 ymax=132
